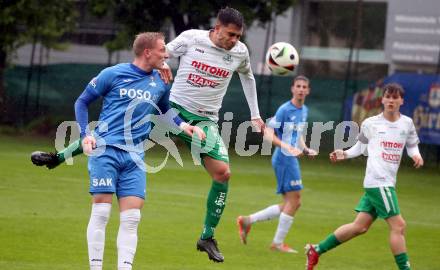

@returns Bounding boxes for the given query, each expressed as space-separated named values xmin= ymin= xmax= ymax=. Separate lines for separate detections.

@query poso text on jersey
xmin=120 ymin=88 xmax=152 ymax=101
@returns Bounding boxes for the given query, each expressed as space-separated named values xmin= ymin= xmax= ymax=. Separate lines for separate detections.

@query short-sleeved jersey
xmin=268 ymin=101 xmax=308 ymax=165
xmin=85 ymin=63 xmax=171 ymax=153
xmin=358 ymin=113 xmax=419 ymax=188
xmin=166 ymin=29 xmax=254 ymax=121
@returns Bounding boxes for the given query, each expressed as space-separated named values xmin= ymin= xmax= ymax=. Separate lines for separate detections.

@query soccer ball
xmin=265 ymin=42 xmax=299 ymax=76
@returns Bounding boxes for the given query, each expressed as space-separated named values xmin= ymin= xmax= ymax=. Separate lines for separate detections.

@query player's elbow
xmin=74 ymin=98 xmax=81 ymax=111
xmin=74 ymin=97 xmax=87 ymax=113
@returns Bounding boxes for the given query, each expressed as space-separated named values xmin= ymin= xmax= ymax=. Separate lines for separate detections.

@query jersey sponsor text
xmin=120 ymin=88 xmax=152 ymax=101
xmin=191 ymin=60 xmax=230 ymax=78
xmin=187 ymin=73 xmax=219 ymax=88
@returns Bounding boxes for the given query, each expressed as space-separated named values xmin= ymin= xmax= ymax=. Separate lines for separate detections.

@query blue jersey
xmin=268 ymin=101 xmax=308 ymax=165
xmin=78 ymin=63 xmax=172 ymax=153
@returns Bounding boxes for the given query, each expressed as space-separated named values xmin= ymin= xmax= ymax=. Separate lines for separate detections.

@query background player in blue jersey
xmin=237 ymin=75 xmax=317 ymax=253
xmin=74 ymin=32 xmax=204 ymax=270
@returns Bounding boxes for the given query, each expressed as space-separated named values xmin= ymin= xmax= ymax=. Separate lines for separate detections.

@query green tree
xmin=0 ymin=0 xmax=77 ymax=119
xmin=89 ymin=0 xmax=297 ymax=53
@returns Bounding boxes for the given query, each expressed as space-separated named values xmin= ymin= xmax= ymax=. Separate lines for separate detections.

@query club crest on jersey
xmin=149 ymin=76 xmax=157 ymax=87
xmin=223 ymin=54 xmax=233 ymax=64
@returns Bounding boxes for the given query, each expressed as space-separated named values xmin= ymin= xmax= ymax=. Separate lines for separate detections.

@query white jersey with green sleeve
xmin=358 ymin=113 xmax=419 ymax=188
xmin=166 ymin=29 xmax=260 ymax=122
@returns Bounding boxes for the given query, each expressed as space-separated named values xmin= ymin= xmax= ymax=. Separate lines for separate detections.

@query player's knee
xmin=214 ymin=168 xmax=231 ymax=182
xmin=295 ymin=201 xmax=302 ymax=211
xmin=392 ymin=219 xmax=406 ymax=235
xmin=93 ymin=193 xmax=113 ymax=204
xmin=90 ymin=203 xmax=112 ymax=226
xmin=223 ymin=170 xmax=231 ymax=181
xmin=353 ymin=224 xmax=369 ymax=235
xmin=120 ymin=209 xmax=141 ymax=232
xmin=282 ymin=201 xmax=299 ymax=215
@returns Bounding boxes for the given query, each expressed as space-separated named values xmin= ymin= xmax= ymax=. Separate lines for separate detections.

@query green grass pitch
xmin=0 ymin=134 xmax=439 ymax=269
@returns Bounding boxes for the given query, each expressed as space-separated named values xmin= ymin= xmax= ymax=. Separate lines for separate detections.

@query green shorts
xmin=355 ymin=187 xmax=400 ymax=219
xmin=170 ymin=102 xmax=229 ymax=163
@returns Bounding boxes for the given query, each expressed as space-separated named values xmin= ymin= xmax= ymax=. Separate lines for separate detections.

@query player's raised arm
xmin=75 ymin=69 xmax=112 ymax=154
xmin=74 ymin=87 xmax=100 ymax=155
xmin=166 ymin=30 xmax=194 ymax=58
xmin=157 ymin=62 xmax=173 ymax=83
xmin=156 ymin=88 xmax=206 ymax=140
xmin=236 ymin=50 xmax=265 ymax=132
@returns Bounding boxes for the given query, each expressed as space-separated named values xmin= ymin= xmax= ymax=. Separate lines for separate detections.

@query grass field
xmin=0 ymin=134 xmax=439 ymax=270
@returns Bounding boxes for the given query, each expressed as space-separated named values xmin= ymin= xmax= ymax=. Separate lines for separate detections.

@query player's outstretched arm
xmin=237 ymin=50 xmax=263 ymax=133
xmin=329 ymin=149 xmax=345 ymax=162
xmin=263 ymin=127 xmax=303 ymax=157
xmin=330 ymin=141 xmax=365 ymax=162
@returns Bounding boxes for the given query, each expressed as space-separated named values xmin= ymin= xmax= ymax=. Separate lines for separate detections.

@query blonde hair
xmin=132 ymin=32 xmax=165 ymax=57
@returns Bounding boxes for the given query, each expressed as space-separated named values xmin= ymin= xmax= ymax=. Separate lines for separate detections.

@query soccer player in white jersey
xmin=165 ymin=7 xmax=265 ymax=262
xmin=306 ymin=83 xmax=424 ymax=270
xmin=236 ymin=76 xmax=317 ymax=253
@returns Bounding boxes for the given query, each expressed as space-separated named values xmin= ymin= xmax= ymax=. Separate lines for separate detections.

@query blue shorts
xmin=88 ymin=146 xmax=146 ymax=199
xmin=272 ymin=158 xmax=303 ymax=194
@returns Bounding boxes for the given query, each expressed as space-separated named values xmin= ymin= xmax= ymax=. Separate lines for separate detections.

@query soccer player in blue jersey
xmin=237 ymin=75 xmax=317 ymax=252
xmin=73 ymin=32 xmax=204 ymax=270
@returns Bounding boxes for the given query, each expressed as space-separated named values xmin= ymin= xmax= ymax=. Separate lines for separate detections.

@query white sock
xmin=117 ymin=209 xmax=141 ymax=270
xmin=249 ymin=204 xmax=281 ymax=223
xmin=87 ymin=203 xmax=112 ymax=270
xmin=273 ymin=212 xmax=294 ymax=245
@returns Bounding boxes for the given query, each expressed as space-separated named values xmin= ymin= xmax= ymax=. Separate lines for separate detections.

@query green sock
xmin=316 ymin=233 xmax=341 ymax=255
xmin=395 ymin=253 xmax=411 ymax=270
xmin=57 ymin=139 xmax=83 ymax=163
xmin=200 ymin=180 xmax=228 ymax=240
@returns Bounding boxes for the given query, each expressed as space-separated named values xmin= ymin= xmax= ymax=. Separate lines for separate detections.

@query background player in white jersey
xmin=306 ymin=83 xmax=424 ymax=270
xmin=236 ymin=75 xmax=317 ymax=253
xmin=165 ymin=7 xmax=265 ymax=262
